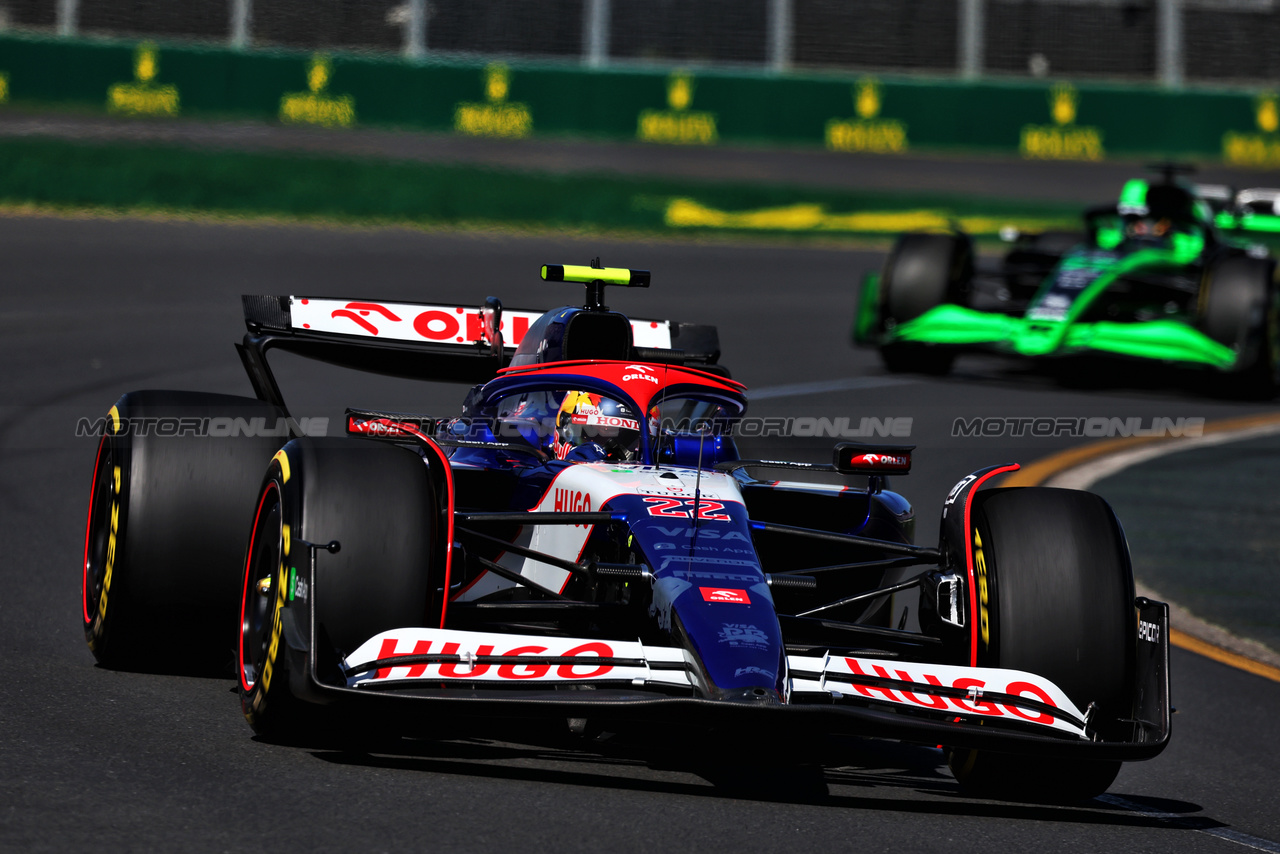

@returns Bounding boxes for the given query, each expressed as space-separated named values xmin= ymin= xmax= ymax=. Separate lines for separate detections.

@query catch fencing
xmin=2 ymin=0 xmax=1279 ymax=86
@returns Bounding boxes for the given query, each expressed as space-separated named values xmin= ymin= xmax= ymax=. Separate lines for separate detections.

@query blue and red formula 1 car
xmin=81 ymin=262 xmax=1169 ymax=802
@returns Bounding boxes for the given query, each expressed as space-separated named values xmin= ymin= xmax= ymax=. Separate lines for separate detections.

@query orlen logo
xmin=622 ymin=364 xmax=660 ymax=384
xmin=330 ymin=301 xmax=402 ymax=335
xmin=853 ymin=453 xmax=909 ymax=468
xmin=700 ymin=587 xmax=750 ymax=604
xmin=553 ymin=488 xmax=592 ymax=513
xmin=347 ymin=417 xmax=407 ymax=436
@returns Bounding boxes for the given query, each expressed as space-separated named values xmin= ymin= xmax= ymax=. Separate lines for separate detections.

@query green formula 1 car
xmin=853 ymin=167 xmax=1280 ymax=396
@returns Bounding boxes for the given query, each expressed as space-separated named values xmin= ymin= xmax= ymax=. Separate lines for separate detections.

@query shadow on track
xmin=914 ymin=354 xmax=1266 ymax=403
xmin=297 ymin=726 xmax=1214 ymax=832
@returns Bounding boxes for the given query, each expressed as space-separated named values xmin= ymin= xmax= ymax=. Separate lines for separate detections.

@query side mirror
xmin=481 ymin=296 xmax=503 ymax=357
xmin=833 ymin=443 xmax=913 ymax=476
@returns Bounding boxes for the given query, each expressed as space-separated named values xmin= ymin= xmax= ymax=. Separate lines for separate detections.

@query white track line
xmin=1099 ymin=795 xmax=1280 ymax=853
xmin=1044 ymin=417 xmax=1280 ymax=669
xmin=747 ymin=376 xmax=913 ymax=401
xmin=1046 ymin=421 xmax=1280 ymax=491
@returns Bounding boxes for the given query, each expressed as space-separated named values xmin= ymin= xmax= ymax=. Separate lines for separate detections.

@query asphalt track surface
xmin=4 ymin=213 xmax=1280 ymax=852
xmin=1092 ymin=434 xmax=1280 ymax=655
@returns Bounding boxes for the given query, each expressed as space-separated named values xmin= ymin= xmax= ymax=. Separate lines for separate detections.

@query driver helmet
xmin=553 ymin=391 xmax=642 ymax=461
xmin=1125 ymin=216 xmax=1172 ymax=239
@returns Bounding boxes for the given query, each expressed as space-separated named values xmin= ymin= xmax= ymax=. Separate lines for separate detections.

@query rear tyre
xmin=238 ymin=438 xmax=436 ymax=743
xmin=81 ymin=391 xmax=288 ymax=672
xmin=947 ymin=487 xmax=1134 ymax=803
xmin=878 ymin=233 xmax=971 ymax=375
xmin=1200 ymin=256 xmax=1279 ymax=399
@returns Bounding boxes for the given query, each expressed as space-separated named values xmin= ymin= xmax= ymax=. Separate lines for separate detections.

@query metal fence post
xmin=1157 ymin=0 xmax=1184 ymax=88
xmin=56 ymin=0 xmax=78 ymax=37
xmin=958 ymin=0 xmax=984 ymax=79
xmin=767 ymin=0 xmax=793 ymax=73
xmin=230 ymin=0 xmax=252 ymax=49
xmin=405 ymin=0 xmax=427 ymax=60
xmin=583 ymin=0 xmax=610 ymax=67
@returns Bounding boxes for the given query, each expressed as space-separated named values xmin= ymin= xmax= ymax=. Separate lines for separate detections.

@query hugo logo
xmin=553 ymin=488 xmax=592 ymax=514
xmin=371 ymin=637 xmax=616 ymax=680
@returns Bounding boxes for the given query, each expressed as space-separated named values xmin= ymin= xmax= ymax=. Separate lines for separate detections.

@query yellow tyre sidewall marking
xmin=93 ymin=464 xmax=123 ymax=632
xmin=273 ymin=449 xmax=291 ymax=484
xmin=251 ymin=469 xmax=289 ymax=715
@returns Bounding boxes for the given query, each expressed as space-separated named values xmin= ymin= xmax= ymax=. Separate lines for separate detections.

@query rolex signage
xmin=107 ymin=43 xmax=179 ymax=117
xmin=1020 ymin=83 xmax=1104 ymax=161
xmin=637 ymin=73 xmax=717 ymax=145
xmin=825 ymin=78 xmax=908 ymax=154
xmin=454 ymin=64 xmax=532 ymax=138
xmin=1222 ymin=93 xmax=1280 ymax=167
xmin=280 ymin=55 xmax=356 ymax=128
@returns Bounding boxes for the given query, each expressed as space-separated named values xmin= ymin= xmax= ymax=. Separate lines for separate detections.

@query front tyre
xmin=877 ymin=233 xmax=971 ymax=376
xmin=1200 ymin=255 xmax=1279 ymax=399
xmin=947 ymin=487 xmax=1135 ymax=803
xmin=238 ymin=438 xmax=437 ymax=741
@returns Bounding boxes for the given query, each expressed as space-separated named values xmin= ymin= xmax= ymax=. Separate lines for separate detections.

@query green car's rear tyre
xmin=238 ymin=438 xmax=436 ymax=742
xmin=82 ymin=391 xmax=287 ymax=672
xmin=878 ymin=233 xmax=971 ymax=375
xmin=947 ymin=487 xmax=1135 ymax=803
xmin=1200 ymin=255 xmax=1279 ymax=399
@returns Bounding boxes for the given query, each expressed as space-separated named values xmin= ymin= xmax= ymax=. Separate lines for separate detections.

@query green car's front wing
xmin=854 ymin=271 xmax=1238 ymax=370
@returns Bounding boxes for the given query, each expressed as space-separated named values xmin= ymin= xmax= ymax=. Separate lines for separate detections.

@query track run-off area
xmin=3 ymin=211 xmax=1280 ymax=853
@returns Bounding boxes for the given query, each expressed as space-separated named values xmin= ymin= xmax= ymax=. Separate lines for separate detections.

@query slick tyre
xmin=238 ymin=438 xmax=436 ymax=743
xmin=878 ymin=233 xmax=971 ymax=375
xmin=1200 ymin=256 xmax=1279 ymax=399
xmin=947 ymin=487 xmax=1135 ymax=803
xmin=81 ymin=391 xmax=288 ymax=672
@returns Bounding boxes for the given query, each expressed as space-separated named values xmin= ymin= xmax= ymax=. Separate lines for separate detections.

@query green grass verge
xmin=0 ymin=136 xmax=1082 ymax=238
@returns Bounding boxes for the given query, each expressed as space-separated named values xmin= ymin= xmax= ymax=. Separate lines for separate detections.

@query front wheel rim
xmin=239 ymin=483 xmax=282 ymax=693
xmin=82 ymin=435 xmax=116 ymax=628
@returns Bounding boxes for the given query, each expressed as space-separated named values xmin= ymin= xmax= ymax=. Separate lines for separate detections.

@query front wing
xmin=282 ymin=602 xmax=1170 ymax=761
xmin=883 ymin=304 xmax=1236 ymax=368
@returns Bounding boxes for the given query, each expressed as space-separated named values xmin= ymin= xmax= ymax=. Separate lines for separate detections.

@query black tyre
xmin=948 ymin=487 xmax=1135 ymax=803
xmin=1200 ymin=255 xmax=1279 ymax=399
xmin=238 ymin=437 xmax=436 ymax=742
xmin=82 ymin=391 xmax=288 ymax=672
xmin=878 ymin=233 xmax=971 ymax=375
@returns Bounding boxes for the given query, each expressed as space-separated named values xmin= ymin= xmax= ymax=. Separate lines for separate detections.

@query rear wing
xmin=1214 ymin=187 xmax=1280 ymax=234
xmin=237 ymin=295 xmax=722 ymax=411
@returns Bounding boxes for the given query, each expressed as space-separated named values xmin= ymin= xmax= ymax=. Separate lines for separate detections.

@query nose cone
xmin=653 ymin=575 xmax=788 ymax=700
